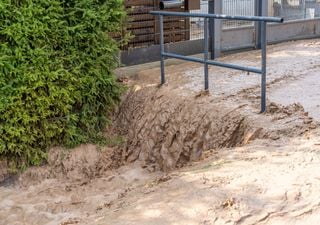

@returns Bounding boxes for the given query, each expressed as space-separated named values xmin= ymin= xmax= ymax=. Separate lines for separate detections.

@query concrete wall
xmin=221 ymin=18 xmax=320 ymax=50
xmin=221 ymin=26 xmax=255 ymax=51
xmin=268 ymin=18 xmax=320 ymax=43
xmin=121 ymin=18 xmax=320 ymax=66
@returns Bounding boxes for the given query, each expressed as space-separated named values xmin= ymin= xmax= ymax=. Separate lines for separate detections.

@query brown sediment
xmin=13 ymin=145 xmax=122 ymax=187
xmin=114 ymin=84 xmax=317 ymax=171
xmin=0 ymin=39 xmax=320 ymax=225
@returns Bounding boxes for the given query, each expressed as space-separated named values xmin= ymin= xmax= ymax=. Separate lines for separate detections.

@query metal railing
xmin=150 ymin=10 xmax=283 ymax=113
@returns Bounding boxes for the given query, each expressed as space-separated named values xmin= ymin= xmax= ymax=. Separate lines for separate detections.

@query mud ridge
xmin=114 ymin=86 xmax=317 ymax=171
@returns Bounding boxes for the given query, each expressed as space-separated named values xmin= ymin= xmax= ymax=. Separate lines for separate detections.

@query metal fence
xmin=269 ymin=0 xmax=320 ymax=20
xmin=189 ymin=0 xmax=255 ymax=40
xmin=189 ymin=0 xmax=207 ymax=40
xmin=222 ymin=0 xmax=255 ymax=28
xmin=123 ymin=0 xmax=320 ymax=49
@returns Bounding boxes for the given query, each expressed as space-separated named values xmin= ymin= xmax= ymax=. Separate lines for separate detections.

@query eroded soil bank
xmin=1 ymin=39 xmax=320 ymax=225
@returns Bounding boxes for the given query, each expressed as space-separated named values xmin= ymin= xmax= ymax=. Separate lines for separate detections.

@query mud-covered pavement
xmin=1 ymin=39 xmax=320 ymax=225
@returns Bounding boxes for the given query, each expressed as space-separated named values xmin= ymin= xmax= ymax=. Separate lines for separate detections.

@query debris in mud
xmin=116 ymin=76 xmax=129 ymax=83
xmin=154 ymin=175 xmax=172 ymax=184
xmin=195 ymin=90 xmax=210 ymax=98
xmin=96 ymin=201 xmax=113 ymax=212
xmin=268 ymin=102 xmax=304 ymax=115
xmin=144 ymin=175 xmax=172 ymax=189
xmin=60 ymin=218 xmax=80 ymax=225
xmin=222 ymin=197 xmax=236 ymax=208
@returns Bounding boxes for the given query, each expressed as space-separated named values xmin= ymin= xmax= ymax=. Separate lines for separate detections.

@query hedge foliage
xmin=0 ymin=0 xmax=126 ymax=167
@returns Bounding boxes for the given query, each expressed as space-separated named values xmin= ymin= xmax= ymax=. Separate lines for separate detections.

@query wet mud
xmin=1 ymin=39 xmax=320 ymax=225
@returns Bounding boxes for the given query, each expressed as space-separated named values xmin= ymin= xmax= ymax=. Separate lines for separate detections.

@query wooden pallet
xmin=124 ymin=0 xmax=190 ymax=49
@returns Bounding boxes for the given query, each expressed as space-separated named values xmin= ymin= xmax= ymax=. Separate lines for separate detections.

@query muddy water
xmin=0 ymin=162 xmax=160 ymax=225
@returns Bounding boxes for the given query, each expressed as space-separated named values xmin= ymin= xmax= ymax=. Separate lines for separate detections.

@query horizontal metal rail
xmin=152 ymin=11 xmax=284 ymax=113
xmin=163 ymin=52 xmax=262 ymax=74
xmin=150 ymin=11 xmax=284 ymax=23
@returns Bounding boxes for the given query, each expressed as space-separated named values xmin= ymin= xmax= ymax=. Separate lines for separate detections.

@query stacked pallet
xmin=125 ymin=0 xmax=155 ymax=48
xmin=124 ymin=0 xmax=190 ymax=49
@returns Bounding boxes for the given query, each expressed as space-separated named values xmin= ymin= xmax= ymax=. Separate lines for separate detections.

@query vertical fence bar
xmin=208 ymin=0 xmax=215 ymax=60
xmin=213 ymin=0 xmax=222 ymax=58
xmin=160 ymin=15 xmax=165 ymax=85
xmin=303 ymin=0 xmax=306 ymax=19
xmin=204 ymin=18 xmax=209 ymax=90
xmin=255 ymin=0 xmax=262 ymax=49
xmin=260 ymin=21 xmax=267 ymax=113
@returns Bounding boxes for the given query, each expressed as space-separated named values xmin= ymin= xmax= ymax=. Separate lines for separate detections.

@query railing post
xmin=255 ymin=0 xmax=268 ymax=49
xmin=209 ymin=0 xmax=222 ymax=59
xmin=260 ymin=21 xmax=267 ymax=113
xmin=255 ymin=0 xmax=261 ymax=49
xmin=160 ymin=15 xmax=165 ymax=85
xmin=302 ymin=0 xmax=306 ymax=19
xmin=208 ymin=0 xmax=215 ymax=59
xmin=204 ymin=18 xmax=209 ymax=90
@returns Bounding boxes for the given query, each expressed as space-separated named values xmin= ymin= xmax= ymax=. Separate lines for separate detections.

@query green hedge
xmin=0 ymin=0 xmax=126 ymax=167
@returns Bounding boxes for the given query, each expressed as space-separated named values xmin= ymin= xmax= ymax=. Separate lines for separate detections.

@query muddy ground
xmin=1 ymin=39 xmax=320 ymax=225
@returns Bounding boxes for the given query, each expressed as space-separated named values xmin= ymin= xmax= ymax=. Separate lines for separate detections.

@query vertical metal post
xmin=208 ymin=0 xmax=215 ymax=60
xmin=160 ymin=15 xmax=165 ymax=85
xmin=261 ymin=21 xmax=267 ymax=113
xmin=255 ymin=0 xmax=268 ymax=49
xmin=209 ymin=0 xmax=222 ymax=59
xmin=204 ymin=18 xmax=209 ymax=90
xmin=302 ymin=0 xmax=306 ymax=19
xmin=255 ymin=0 xmax=262 ymax=49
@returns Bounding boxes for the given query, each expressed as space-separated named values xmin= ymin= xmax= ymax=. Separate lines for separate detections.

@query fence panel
xmin=269 ymin=0 xmax=320 ymax=20
xmin=183 ymin=0 xmax=256 ymax=41
xmin=223 ymin=0 xmax=255 ymax=28
xmin=189 ymin=0 xmax=208 ymax=40
xmin=121 ymin=0 xmax=320 ymax=50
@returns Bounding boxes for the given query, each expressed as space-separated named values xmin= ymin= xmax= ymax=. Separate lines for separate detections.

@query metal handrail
xmin=150 ymin=11 xmax=284 ymax=23
xmin=150 ymin=11 xmax=284 ymax=113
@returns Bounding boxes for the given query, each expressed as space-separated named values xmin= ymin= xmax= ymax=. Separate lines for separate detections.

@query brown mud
xmin=115 ymin=85 xmax=317 ymax=171
xmin=18 ymin=145 xmax=122 ymax=187
xmin=1 ymin=39 xmax=320 ymax=225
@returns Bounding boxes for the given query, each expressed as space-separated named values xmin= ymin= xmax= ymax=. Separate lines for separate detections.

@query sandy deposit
xmin=1 ymin=39 xmax=320 ymax=225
